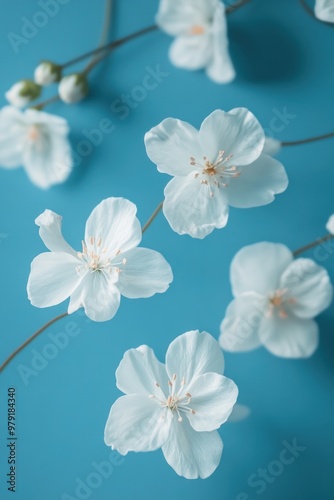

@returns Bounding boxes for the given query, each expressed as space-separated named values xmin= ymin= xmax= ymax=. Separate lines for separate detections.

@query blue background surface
xmin=1 ymin=1 xmax=334 ymax=499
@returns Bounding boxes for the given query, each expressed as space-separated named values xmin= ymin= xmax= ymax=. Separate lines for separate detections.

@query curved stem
xmin=82 ymin=0 xmax=114 ymax=75
xmin=293 ymin=234 xmax=334 ymax=257
xmin=33 ymin=0 xmax=251 ymax=109
xmin=0 ymin=312 xmax=68 ymax=373
xmin=226 ymin=0 xmax=251 ymax=14
xmin=62 ymin=24 xmax=158 ymax=70
xmin=300 ymin=0 xmax=315 ymax=17
xmin=34 ymin=25 xmax=158 ymax=109
xmin=282 ymin=131 xmax=334 ymax=147
xmin=1 ymin=2 xmax=115 ymax=373
xmin=32 ymin=94 xmax=60 ymax=110
xmin=142 ymin=202 xmax=163 ymax=234
xmin=0 ymin=199 xmax=164 ymax=373
xmin=60 ymin=0 xmax=249 ymax=70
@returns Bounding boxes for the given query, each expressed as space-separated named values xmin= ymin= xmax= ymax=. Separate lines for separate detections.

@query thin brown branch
xmin=0 ymin=312 xmax=68 ymax=373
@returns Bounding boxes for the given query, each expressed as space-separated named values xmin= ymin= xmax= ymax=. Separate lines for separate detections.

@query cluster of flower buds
xmin=5 ymin=60 xmax=89 ymax=108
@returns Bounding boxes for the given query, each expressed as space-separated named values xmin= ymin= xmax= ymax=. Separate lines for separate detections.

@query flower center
xmin=27 ymin=125 xmax=41 ymax=141
xmin=150 ymin=374 xmax=196 ymax=423
xmin=267 ymin=289 xmax=296 ymax=319
xmin=190 ymin=150 xmax=241 ymax=197
xmin=76 ymin=236 xmax=126 ymax=277
xmin=190 ymin=25 xmax=205 ymax=35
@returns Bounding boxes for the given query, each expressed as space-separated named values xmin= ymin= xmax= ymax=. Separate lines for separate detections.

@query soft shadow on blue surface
xmin=230 ymin=20 xmax=305 ymax=83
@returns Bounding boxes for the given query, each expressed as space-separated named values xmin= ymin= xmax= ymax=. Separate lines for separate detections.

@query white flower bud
xmin=58 ymin=73 xmax=88 ymax=104
xmin=5 ymin=80 xmax=42 ymax=108
xmin=34 ymin=60 xmax=61 ymax=86
xmin=326 ymin=215 xmax=334 ymax=235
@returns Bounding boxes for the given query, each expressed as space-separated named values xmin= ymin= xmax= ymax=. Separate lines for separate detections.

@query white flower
xmin=34 ymin=61 xmax=61 ymax=86
xmin=104 ymin=330 xmax=238 ymax=479
xmin=58 ymin=73 xmax=88 ymax=104
xmin=157 ymin=0 xmax=235 ymax=83
xmin=0 ymin=106 xmax=72 ymax=189
xmin=5 ymin=80 xmax=41 ymax=108
xmin=326 ymin=214 xmax=334 ymax=234
xmin=27 ymin=198 xmax=173 ymax=322
xmin=315 ymin=0 xmax=334 ymax=22
xmin=219 ymin=242 xmax=333 ymax=358
xmin=145 ymin=108 xmax=288 ymax=238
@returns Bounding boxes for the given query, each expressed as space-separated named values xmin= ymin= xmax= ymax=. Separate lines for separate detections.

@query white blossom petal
xmin=165 ymin=331 xmax=225 ymax=384
xmin=0 ymin=107 xmax=25 ymax=168
xmin=24 ymin=108 xmax=70 ymax=133
xmin=219 ymin=292 xmax=265 ymax=352
xmin=144 ymin=118 xmax=201 ymax=176
xmin=259 ymin=315 xmax=319 ymax=358
xmin=116 ymin=247 xmax=173 ymax=298
xmin=230 ymin=242 xmax=293 ymax=296
xmin=80 ymin=271 xmax=121 ymax=322
xmin=169 ymin=33 xmax=212 ymax=70
xmin=84 ymin=198 xmax=142 ymax=257
xmin=163 ymin=173 xmax=229 ymax=238
xmin=226 ymin=154 xmax=288 ymax=208
xmin=67 ymin=278 xmax=86 ymax=314
xmin=315 ymin=0 xmax=334 ymax=22
xmin=116 ymin=345 xmax=169 ymax=397
xmin=186 ymin=372 xmax=238 ymax=432
xmin=27 ymin=252 xmax=81 ymax=308
xmin=22 ymin=128 xmax=72 ymax=189
xmin=262 ymin=136 xmax=282 ymax=156
xmin=35 ymin=209 xmax=77 ymax=256
xmin=104 ymin=395 xmax=170 ymax=454
xmin=206 ymin=2 xmax=235 ymax=84
xmin=326 ymin=214 xmax=334 ymax=234
xmin=157 ymin=0 xmax=218 ymax=36
xmin=0 ymin=107 xmax=72 ymax=188
xmin=199 ymin=108 xmax=264 ymax=167
xmin=279 ymin=258 xmax=333 ymax=318
xmin=162 ymin=418 xmax=223 ymax=479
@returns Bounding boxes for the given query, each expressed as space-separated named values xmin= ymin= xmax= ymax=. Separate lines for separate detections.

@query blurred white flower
xmin=0 ymin=106 xmax=72 ymax=189
xmin=5 ymin=80 xmax=41 ymax=108
xmin=58 ymin=73 xmax=88 ymax=103
xmin=104 ymin=330 xmax=238 ymax=479
xmin=27 ymin=198 xmax=173 ymax=322
xmin=219 ymin=242 xmax=333 ymax=358
xmin=315 ymin=0 xmax=334 ymax=22
xmin=326 ymin=214 xmax=334 ymax=234
xmin=34 ymin=60 xmax=61 ymax=86
xmin=145 ymin=108 xmax=288 ymax=238
xmin=157 ymin=0 xmax=235 ymax=83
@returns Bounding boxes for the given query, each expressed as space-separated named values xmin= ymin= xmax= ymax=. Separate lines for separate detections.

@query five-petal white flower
xmin=315 ymin=0 xmax=334 ymax=22
xmin=157 ymin=0 xmax=235 ymax=83
xmin=0 ymin=106 xmax=72 ymax=189
xmin=104 ymin=330 xmax=238 ymax=479
xmin=27 ymin=197 xmax=173 ymax=322
xmin=145 ymin=108 xmax=289 ymax=238
xmin=219 ymin=242 xmax=333 ymax=358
